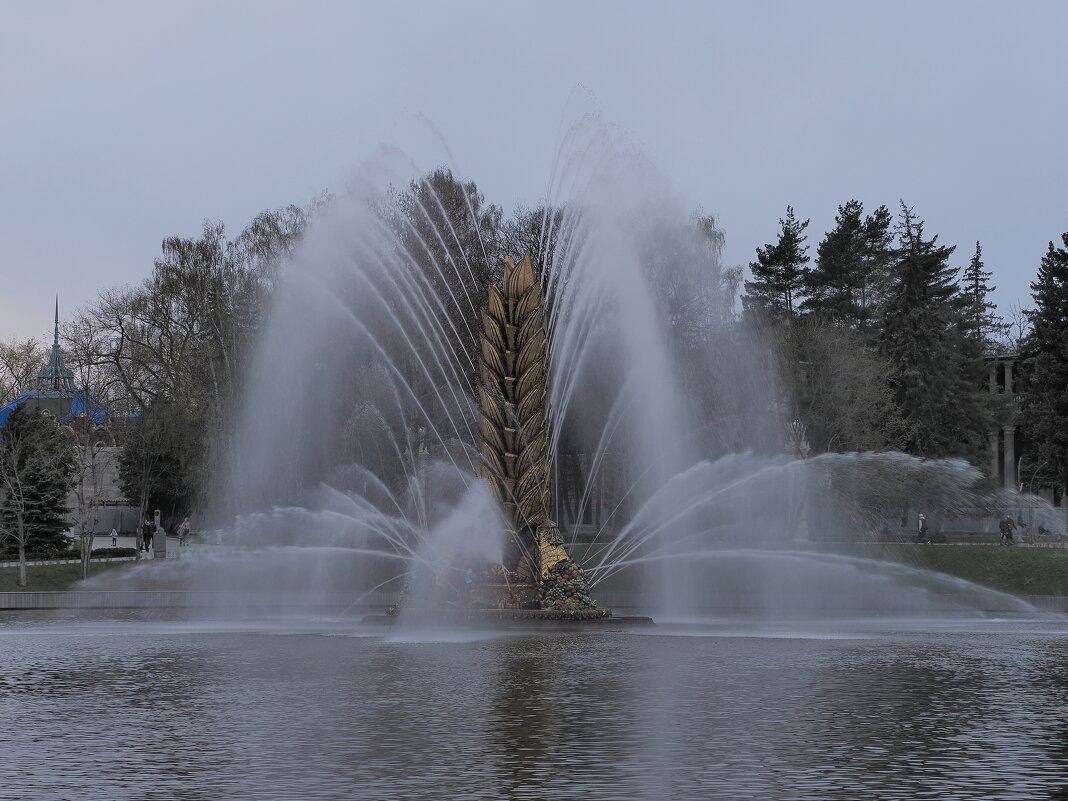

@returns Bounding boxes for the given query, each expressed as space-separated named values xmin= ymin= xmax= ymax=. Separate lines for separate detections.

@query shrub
xmin=90 ymin=547 xmax=137 ymax=558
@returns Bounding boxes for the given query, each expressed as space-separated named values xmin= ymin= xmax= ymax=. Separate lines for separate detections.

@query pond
xmin=3 ymin=611 xmax=1068 ymax=800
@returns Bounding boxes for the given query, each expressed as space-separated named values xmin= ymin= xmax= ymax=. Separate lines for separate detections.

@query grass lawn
xmin=571 ymin=541 xmax=1068 ymax=597
xmin=844 ymin=544 xmax=1068 ymax=596
xmin=0 ymin=561 xmax=132 ymax=592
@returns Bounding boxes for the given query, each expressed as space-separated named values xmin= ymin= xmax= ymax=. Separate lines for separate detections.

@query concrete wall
xmin=64 ymin=446 xmax=139 ymax=534
xmin=0 ymin=590 xmax=403 ymax=610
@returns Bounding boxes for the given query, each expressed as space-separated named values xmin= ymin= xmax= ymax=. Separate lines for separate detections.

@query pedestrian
xmin=177 ymin=516 xmax=191 ymax=546
xmin=142 ymin=517 xmax=154 ymax=553
xmin=1000 ymin=515 xmax=1015 ymax=545
xmin=110 ymin=527 xmax=118 ymax=547
xmin=916 ymin=513 xmax=929 ymax=544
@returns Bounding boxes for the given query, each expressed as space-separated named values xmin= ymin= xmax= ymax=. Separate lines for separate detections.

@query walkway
xmin=0 ymin=535 xmax=182 ymax=568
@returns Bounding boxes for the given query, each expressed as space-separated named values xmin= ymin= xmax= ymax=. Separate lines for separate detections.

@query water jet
xmin=367 ymin=255 xmax=651 ymax=626
xmin=153 ymin=130 xmax=1050 ymax=626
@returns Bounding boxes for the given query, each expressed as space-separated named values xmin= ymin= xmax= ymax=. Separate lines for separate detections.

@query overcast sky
xmin=2 ymin=1 xmax=1065 ymax=342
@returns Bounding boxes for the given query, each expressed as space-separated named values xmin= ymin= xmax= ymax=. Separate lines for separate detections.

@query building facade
xmin=1 ymin=303 xmax=137 ymax=534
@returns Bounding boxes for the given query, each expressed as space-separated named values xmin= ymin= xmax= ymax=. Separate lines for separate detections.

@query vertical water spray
xmin=173 ymin=115 xmax=1040 ymax=623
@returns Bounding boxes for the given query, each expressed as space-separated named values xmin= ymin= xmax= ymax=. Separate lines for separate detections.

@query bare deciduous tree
xmin=998 ymin=302 xmax=1032 ymax=354
xmin=72 ymin=205 xmax=311 ymax=526
xmin=0 ymin=337 xmax=45 ymax=406
xmin=62 ymin=322 xmax=117 ymax=576
xmin=773 ymin=320 xmax=906 ymax=454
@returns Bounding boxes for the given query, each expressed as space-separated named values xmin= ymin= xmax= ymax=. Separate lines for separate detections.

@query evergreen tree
xmin=880 ymin=203 xmax=991 ymax=460
xmin=960 ymin=241 xmax=1003 ymax=352
xmin=742 ymin=206 xmax=810 ymax=323
xmin=857 ymin=204 xmax=894 ymax=336
xmin=0 ymin=404 xmax=76 ymax=584
xmin=801 ymin=201 xmax=894 ymax=333
xmin=802 ymin=199 xmax=865 ymax=324
xmin=1019 ymin=232 xmax=1068 ymax=501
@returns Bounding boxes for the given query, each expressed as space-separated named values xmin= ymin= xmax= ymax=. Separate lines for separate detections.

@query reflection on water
xmin=3 ymin=612 xmax=1068 ymax=800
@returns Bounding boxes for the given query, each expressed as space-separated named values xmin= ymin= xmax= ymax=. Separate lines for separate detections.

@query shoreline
xmin=2 ymin=589 xmax=1067 ymax=612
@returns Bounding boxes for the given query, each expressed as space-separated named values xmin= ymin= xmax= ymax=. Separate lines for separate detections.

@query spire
xmin=36 ymin=297 xmax=75 ymax=394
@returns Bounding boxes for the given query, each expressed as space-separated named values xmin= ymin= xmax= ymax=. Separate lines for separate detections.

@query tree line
xmin=3 ymin=176 xmax=1068 ymax=572
xmin=741 ymin=199 xmax=1068 ymax=503
xmin=0 ymin=203 xmax=312 ymax=576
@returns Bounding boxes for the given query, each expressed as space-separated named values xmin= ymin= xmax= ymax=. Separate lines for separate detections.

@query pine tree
xmin=0 ymin=404 xmax=76 ymax=584
xmin=960 ymin=241 xmax=1003 ymax=353
xmin=880 ymin=203 xmax=992 ymax=460
xmin=802 ymin=199 xmax=865 ymax=324
xmin=742 ymin=206 xmax=810 ymax=323
xmin=801 ymin=201 xmax=894 ymax=334
xmin=857 ymin=205 xmax=894 ymax=336
xmin=1020 ymin=233 xmax=1068 ymax=501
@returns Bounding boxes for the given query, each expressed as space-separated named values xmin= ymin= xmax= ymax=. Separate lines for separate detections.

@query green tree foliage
xmin=749 ymin=203 xmax=902 ymax=456
xmin=1019 ymin=232 xmax=1068 ymax=501
xmin=880 ymin=203 xmax=992 ymax=460
xmin=0 ymin=405 xmax=76 ymax=584
xmin=802 ymin=200 xmax=865 ymax=324
xmin=742 ymin=206 xmax=810 ymax=322
xmin=960 ymin=241 xmax=1004 ymax=352
xmin=802 ymin=200 xmax=894 ymax=332
xmin=856 ymin=205 xmax=895 ymax=336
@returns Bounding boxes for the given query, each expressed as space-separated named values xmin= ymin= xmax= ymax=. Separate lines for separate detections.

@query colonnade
xmin=988 ymin=356 xmax=1017 ymax=490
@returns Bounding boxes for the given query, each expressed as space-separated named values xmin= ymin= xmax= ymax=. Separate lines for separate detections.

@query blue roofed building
xmin=1 ymin=302 xmax=136 ymax=536
xmin=0 ymin=300 xmax=106 ymax=427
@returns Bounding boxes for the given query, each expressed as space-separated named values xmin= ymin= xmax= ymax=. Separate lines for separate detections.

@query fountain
xmin=93 ymin=121 xmax=1046 ymax=623
xmin=197 ymin=140 xmax=771 ymax=622
xmin=15 ymin=122 xmax=1068 ymax=801
xmin=368 ymin=254 xmax=621 ymax=623
xmin=469 ymin=253 xmax=606 ymax=617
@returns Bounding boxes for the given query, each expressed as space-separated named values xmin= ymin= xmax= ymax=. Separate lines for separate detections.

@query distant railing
xmin=0 ymin=555 xmax=138 ymax=569
xmin=936 ymin=506 xmax=1068 ymax=536
xmin=0 ymin=590 xmax=404 ymax=610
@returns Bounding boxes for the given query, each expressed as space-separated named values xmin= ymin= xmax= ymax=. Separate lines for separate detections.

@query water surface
xmin=3 ymin=611 xmax=1068 ymax=800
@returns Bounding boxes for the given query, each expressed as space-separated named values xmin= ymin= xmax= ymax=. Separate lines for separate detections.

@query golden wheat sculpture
xmin=478 ymin=255 xmax=551 ymax=536
xmin=476 ymin=256 xmax=603 ymax=614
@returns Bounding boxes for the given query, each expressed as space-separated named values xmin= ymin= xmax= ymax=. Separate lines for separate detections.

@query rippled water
xmin=3 ymin=611 xmax=1068 ymax=800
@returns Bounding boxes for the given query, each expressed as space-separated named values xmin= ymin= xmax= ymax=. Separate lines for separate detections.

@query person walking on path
xmin=916 ymin=514 xmax=929 ymax=544
xmin=177 ymin=517 xmax=191 ymax=547
xmin=110 ymin=527 xmax=118 ymax=547
xmin=1000 ymin=516 xmax=1016 ymax=545
xmin=141 ymin=517 xmax=154 ymax=553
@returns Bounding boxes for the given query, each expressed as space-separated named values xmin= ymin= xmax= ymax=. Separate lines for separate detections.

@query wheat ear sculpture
xmin=479 ymin=255 xmax=552 ymax=536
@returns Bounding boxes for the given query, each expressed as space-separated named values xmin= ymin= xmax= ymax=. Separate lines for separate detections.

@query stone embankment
xmin=2 ymin=589 xmax=1067 ymax=612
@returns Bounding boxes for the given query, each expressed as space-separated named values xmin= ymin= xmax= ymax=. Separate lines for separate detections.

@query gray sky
xmin=2 ymin=1 xmax=1066 ymax=342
